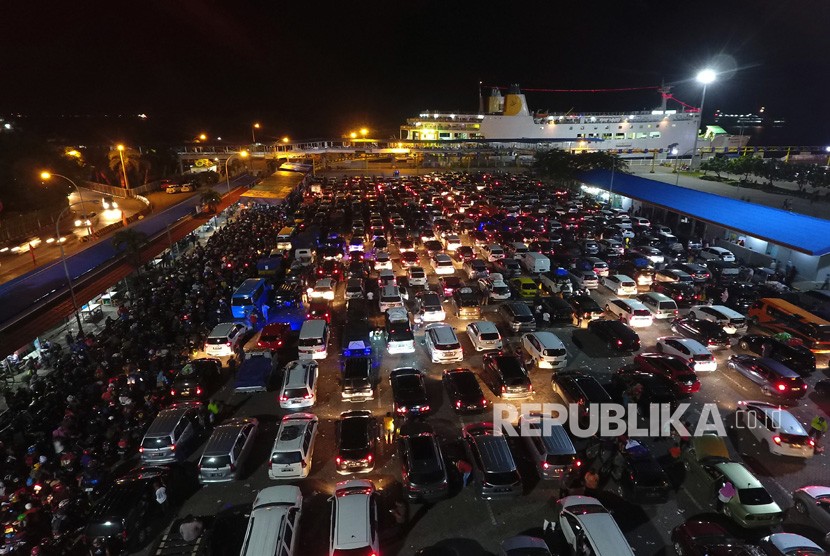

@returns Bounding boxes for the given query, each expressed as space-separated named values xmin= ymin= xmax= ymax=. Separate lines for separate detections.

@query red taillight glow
xmin=617 ymin=339 xmax=622 ymax=345
xmin=772 ymin=435 xmax=782 ymax=445
xmin=542 ymin=462 xmax=550 ymax=470
xmin=335 ymin=457 xmax=341 ymax=465
xmin=170 ymin=389 xmax=176 ymax=397
xmin=196 ymin=386 xmax=202 ymax=396
xmin=777 ymin=383 xmax=787 ymax=392
xmin=366 ymin=454 xmax=373 ymax=462
xmin=455 ymin=400 xmax=462 ymax=408
xmin=809 ymin=438 xmax=816 ymax=447
xmin=138 ymin=447 xmax=144 ymax=453
xmin=170 ymin=444 xmax=176 ymax=451
xmin=574 ymin=459 xmax=582 ymax=467
xmin=280 ymin=394 xmax=288 ymax=401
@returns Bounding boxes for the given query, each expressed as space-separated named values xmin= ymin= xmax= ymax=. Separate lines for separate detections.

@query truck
xmin=517 ymin=252 xmax=551 ymax=274
xmin=256 ymin=252 xmax=284 ymax=278
xmin=234 ymin=337 xmax=278 ymax=393
xmin=539 ymin=269 xmax=574 ymax=296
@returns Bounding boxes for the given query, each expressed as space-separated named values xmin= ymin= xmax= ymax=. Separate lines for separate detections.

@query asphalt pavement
xmin=134 ymin=227 xmax=830 ymax=556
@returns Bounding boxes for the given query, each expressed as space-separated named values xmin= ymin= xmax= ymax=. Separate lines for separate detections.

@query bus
xmin=231 ymin=278 xmax=269 ymax=319
xmin=748 ymin=298 xmax=830 ymax=353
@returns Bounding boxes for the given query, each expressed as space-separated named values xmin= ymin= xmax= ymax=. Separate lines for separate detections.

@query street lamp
xmin=690 ymin=68 xmax=717 ymax=169
xmin=282 ymin=137 xmax=290 ymax=143
xmin=116 ymin=144 xmax=130 ymax=189
xmin=252 ymin=123 xmax=261 ymax=144
xmin=225 ymin=150 xmax=249 ymax=195
xmin=56 ymin=201 xmax=87 ymax=335
xmin=40 ymin=171 xmax=91 ymax=236
xmin=359 ymin=128 xmax=368 ymax=138
xmin=349 ymin=132 xmax=357 ymax=139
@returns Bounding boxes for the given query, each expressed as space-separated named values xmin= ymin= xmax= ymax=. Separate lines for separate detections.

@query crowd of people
xmin=0 ymin=190 xmax=304 ymax=554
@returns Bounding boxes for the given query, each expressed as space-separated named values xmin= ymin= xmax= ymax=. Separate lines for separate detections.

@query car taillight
xmin=229 ymin=463 xmax=236 ymax=472
xmin=808 ymin=438 xmax=816 ymax=447
xmin=170 ymin=444 xmax=176 ymax=451
xmin=196 ymin=386 xmax=202 ymax=396
xmin=366 ymin=454 xmax=373 ymax=462
xmin=674 ymin=310 xmax=679 ymax=315
xmin=335 ymin=456 xmax=341 ymax=465
xmin=455 ymin=400 xmax=462 ymax=408
xmin=617 ymin=339 xmax=622 ymax=345
xmin=226 ymin=342 xmax=231 ymax=347
xmin=777 ymin=383 xmax=787 ymax=392
xmin=170 ymin=389 xmax=176 ymax=397
xmin=280 ymin=394 xmax=288 ymax=401
xmin=138 ymin=446 xmax=144 ymax=453
xmin=268 ymin=461 xmax=273 ymax=469
xmin=422 ymin=405 xmax=430 ymax=412
xmin=772 ymin=435 xmax=782 ymax=445
xmin=574 ymin=459 xmax=582 ymax=468
xmin=542 ymin=462 xmax=550 ymax=470
xmin=303 ymin=393 xmax=312 ymax=399
xmin=481 ymin=397 xmax=488 ymax=406
xmin=300 ymin=459 xmax=307 ymax=468
xmin=501 ymin=385 xmax=506 ymax=393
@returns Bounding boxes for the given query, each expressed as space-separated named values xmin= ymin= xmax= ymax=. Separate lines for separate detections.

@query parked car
xmin=735 ymin=400 xmax=815 ymax=458
xmin=466 ymin=320 xmax=503 ymax=352
xmin=268 ymin=413 xmax=318 ymax=479
xmin=671 ymin=520 xmax=748 ymax=556
xmin=585 ymin=319 xmax=640 ymax=352
xmin=390 ymin=367 xmax=430 ymax=417
xmin=550 ymin=370 xmax=613 ymax=422
xmin=791 ymin=485 xmax=830 ymax=537
xmin=612 ymin=442 xmax=671 ymax=503
xmin=671 ymin=316 xmax=731 ymax=349
xmin=462 ymin=422 xmax=522 ymax=499
xmin=737 ymin=334 xmax=816 ymax=375
xmin=398 ymin=431 xmax=449 ymax=502
xmin=169 ymin=358 xmax=222 ymax=401
xmin=758 ymin=533 xmax=825 ymax=556
xmin=651 ymin=281 xmax=699 ymax=308
xmin=634 ymin=353 xmax=700 ymax=395
xmin=442 ymin=368 xmax=488 ymax=413
xmin=726 ymin=354 xmax=808 ymax=401
xmin=655 ymin=336 xmax=717 ymax=373
xmin=328 ymin=480 xmax=380 ymax=555
xmin=611 ymin=367 xmax=678 ymax=419
xmin=335 ymin=410 xmax=378 ymax=474
xmin=257 ymin=322 xmax=292 ymax=350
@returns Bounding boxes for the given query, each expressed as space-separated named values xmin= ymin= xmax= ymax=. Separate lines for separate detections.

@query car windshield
xmin=543 ymin=348 xmax=566 ymax=357
xmin=271 ymin=451 xmax=302 ymax=465
xmin=737 ymin=487 xmax=773 ymax=505
xmin=200 ymin=455 xmax=231 ymax=468
xmin=284 ymin=387 xmax=308 ymax=398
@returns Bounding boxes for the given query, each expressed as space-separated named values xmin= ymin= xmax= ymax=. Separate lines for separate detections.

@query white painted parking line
xmin=485 ymin=500 xmax=498 ymax=525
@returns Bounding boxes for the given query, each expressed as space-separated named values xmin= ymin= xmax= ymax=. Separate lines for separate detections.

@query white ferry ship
xmin=400 ymin=84 xmax=748 ymax=157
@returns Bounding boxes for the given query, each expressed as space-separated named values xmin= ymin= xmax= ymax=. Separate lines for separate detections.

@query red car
xmin=257 ymin=323 xmax=292 ymax=350
xmin=634 ymin=353 xmax=700 ymax=395
xmin=306 ymin=300 xmax=332 ymax=323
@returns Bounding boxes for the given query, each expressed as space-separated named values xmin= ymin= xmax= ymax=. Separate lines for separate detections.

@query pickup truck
xmin=539 ymin=270 xmax=573 ymax=296
xmin=234 ymin=348 xmax=277 ymax=393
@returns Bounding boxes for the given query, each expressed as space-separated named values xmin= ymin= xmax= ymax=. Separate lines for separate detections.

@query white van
xmin=297 ymin=319 xmax=329 ymax=360
xmin=518 ymin=252 xmax=551 ymax=274
xmin=554 ymin=495 xmax=636 ymax=556
xmin=688 ymin=305 xmax=748 ymax=335
xmin=378 ymin=285 xmax=404 ymax=312
xmin=268 ymin=413 xmax=318 ymax=479
xmin=521 ymin=331 xmax=567 ymax=369
xmin=637 ymin=292 xmax=678 ymax=320
xmin=424 ymin=323 xmax=464 ymax=363
xmin=276 ymin=227 xmax=295 ymax=251
xmin=605 ymin=299 xmax=653 ymax=327
xmin=239 ymin=486 xmax=303 ymax=556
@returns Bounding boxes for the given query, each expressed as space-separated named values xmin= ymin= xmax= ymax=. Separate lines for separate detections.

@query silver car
xmin=792 ymin=486 xmax=830 ymax=542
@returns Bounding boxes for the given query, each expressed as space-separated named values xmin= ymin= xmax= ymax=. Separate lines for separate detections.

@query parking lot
xmin=158 ymin=186 xmax=830 ymax=556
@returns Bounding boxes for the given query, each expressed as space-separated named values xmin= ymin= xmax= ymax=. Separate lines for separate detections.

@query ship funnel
xmin=503 ymin=83 xmax=530 ymax=117
xmin=487 ymin=88 xmax=504 ymax=114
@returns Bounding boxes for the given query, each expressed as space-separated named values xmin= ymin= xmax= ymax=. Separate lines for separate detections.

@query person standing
xmin=717 ymin=481 xmax=735 ymax=511
xmin=153 ymin=481 xmax=168 ymax=514
xmin=456 ymin=459 xmax=473 ymax=487
xmin=383 ymin=412 xmax=396 ymax=444
xmin=810 ymin=415 xmax=828 ymax=447
xmin=542 ymin=310 xmax=551 ymax=327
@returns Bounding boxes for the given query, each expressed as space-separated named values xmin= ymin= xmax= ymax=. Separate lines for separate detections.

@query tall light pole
xmin=56 ymin=201 xmax=87 ymax=335
xmin=40 ymin=171 xmax=91 ymax=237
xmin=225 ymin=150 xmax=249 ymax=195
xmin=116 ymin=144 xmax=130 ymax=189
xmin=690 ymin=69 xmax=716 ymax=169
xmin=252 ymin=123 xmax=261 ymax=144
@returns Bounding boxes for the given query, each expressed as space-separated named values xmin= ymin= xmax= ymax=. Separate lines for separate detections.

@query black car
xmin=566 ymin=294 xmax=604 ymax=325
xmin=612 ymin=443 xmax=671 ymax=503
xmin=397 ymin=432 xmax=448 ymax=502
xmin=707 ymin=282 xmax=759 ymax=313
xmin=442 ymin=368 xmax=488 ymax=413
xmin=586 ymin=319 xmax=641 ymax=352
xmin=668 ymin=263 xmax=711 ymax=283
xmin=345 ymin=298 xmax=371 ymax=324
xmin=492 ymin=257 xmax=522 ymax=278
xmin=273 ymin=282 xmax=303 ymax=307
xmin=610 ymin=368 xmax=678 ymax=419
xmin=671 ymin=316 xmax=730 ymax=349
xmin=336 ymin=410 xmax=378 ymax=474
xmin=651 ymin=281 xmax=699 ymax=308
xmin=341 ymin=357 xmax=375 ymax=402
xmin=169 ymin=358 xmax=222 ymax=402
xmin=86 ymin=465 xmax=193 ymax=552
xmin=390 ymin=367 xmax=430 ymax=417
xmin=541 ymin=296 xmax=576 ymax=324
xmin=550 ymin=370 xmax=613 ymax=421
xmin=347 ymin=259 xmax=369 ymax=280
xmin=737 ymin=334 xmax=816 ymax=375
xmin=481 ymin=353 xmax=533 ymax=398
xmin=454 ymin=245 xmax=475 ymax=262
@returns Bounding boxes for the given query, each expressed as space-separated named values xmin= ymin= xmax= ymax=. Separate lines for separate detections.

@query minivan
xmin=519 ymin=417 xmax=579 ymax=483
xmin=424 ymin=323 xmax=464 ymax=363
xmin=689 ymin=304 xmax=747 ymax=335
xmin=239 ymin=486 xmax=302 ymax=556
xmin=554 ymin=496 xmax=636 ymax=556
xmin=462 ymin=422 xmax=522 ymax=499
xmin=518 ymin=252 xmax=551 ymax=274
xmin=204 ymin=322 xmax=249 ymax=357
xmin=297 ymin=319 xmax=329 ymax=360
xmin=637 ymin=292 xmax=678 ymax=319
xmin=278 ymin=360 xmax=319 ymax=409
xmin=521 ymin=331 xmax=567 ymax=369
xmin=605 ymin=298 xmax=653 ymax=328
xmin=198 ymin=417 xmax=259 ymax=484
xmin=602 ymin=274 xmax=638 ymax=296
xmin=268 ymin=413 xmax=318 ymax=480
xmin=329 ymin=480 xmax=380 ymax=556
xmin=378 ymin=285 xmax=404 ymax=312
xmin=140 ymin=404 xmax=202 ymax=464
xmin=500 ymin=301 xmax=537 ymax=333
xmin=276 ymin=227 xmax=295 ymax=251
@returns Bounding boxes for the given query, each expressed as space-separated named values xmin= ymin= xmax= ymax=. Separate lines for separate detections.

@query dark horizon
xmin=2 ymin=0 xmax=828 ymax=146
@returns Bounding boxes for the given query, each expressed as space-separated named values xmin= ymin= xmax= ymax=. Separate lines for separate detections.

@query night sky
xmin=2 ymin=0 xmax=828 ymax=145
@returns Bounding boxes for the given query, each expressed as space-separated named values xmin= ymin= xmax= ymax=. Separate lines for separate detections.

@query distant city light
xmin=697 ymin=68 xmax=717 ymax=84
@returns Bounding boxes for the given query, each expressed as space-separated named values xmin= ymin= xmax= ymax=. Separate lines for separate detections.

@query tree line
xmin=700 ymin=156 xmax=830 ymax=194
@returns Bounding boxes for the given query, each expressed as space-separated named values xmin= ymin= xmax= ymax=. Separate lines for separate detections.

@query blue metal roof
xmin=580 ymin=169 xmax=830 ymax=256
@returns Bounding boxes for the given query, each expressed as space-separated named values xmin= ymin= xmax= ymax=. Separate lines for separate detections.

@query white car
xmin=735 ymin=401 xmax=815 ymax=458
xmin=478 ymin=276 xmax=511 ymax=301
xmin=443 ymin=234 xmax=462 ymax=252
xmin=698 ymin=246 xmax=736 ymax=263
xmin=569 ymin=269 xmax=599 ymax=290
xmin=432 ymin=253 xmax=455 ymax=275
xmin=481 ymin=244 xmax=505 ymax=262
xmin=601 ymin=274 xmax=638 ymax=296
xmin=605 ymin=298 xmax=653 ymax=328
xmin=373 ymin=250 xmax=393 ymax=271
xmin=329 ymin=480 xmax=380 ymax=556
xmin=656 ymin=336 xmax=717 ymax=372
xmin=415 ymin=291 xmax=446 ymax=322
xmin=268 ymin=414 xmax=318 ymax=479
xmin=278 ymin=360 xmax=319 ymax=409
xmin=308 ymin=278 xmax=336 ymax=301
xmin=466 ymin=321 xmax=503 ymax=351
xmin=377 ymin=269 xmax=397 ymax=288
xmin=521 ymin=331 xmax=567 ymax=369
xmin=629 ymin=246 xmax=664 ymax=265
xmin=378 ymin=285 xmax=404 ymax=312
xmin=407 ymin=266 xmax=428 ymax=286
xmin=688 ymin=305 xmax=747 ymax=335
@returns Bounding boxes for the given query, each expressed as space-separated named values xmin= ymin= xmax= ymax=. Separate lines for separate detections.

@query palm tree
xmin=108 ymin=147 xmax=143 ymax=187
xmin=200 ymin=189 xmax=223 ymax=213
xmin=112 ymin=228 xmax=149 ymax=272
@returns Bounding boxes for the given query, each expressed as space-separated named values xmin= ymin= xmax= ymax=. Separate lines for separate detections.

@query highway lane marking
xmin=485 ymin=500 xmax=498 ymax=525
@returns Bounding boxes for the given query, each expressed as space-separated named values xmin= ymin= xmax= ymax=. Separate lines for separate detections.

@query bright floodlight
xmin=697 ymin=69 xmax=717 ymax=85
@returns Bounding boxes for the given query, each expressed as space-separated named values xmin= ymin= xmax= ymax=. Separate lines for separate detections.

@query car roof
xmin=745 ymin=402 xmax=807 ymax=434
